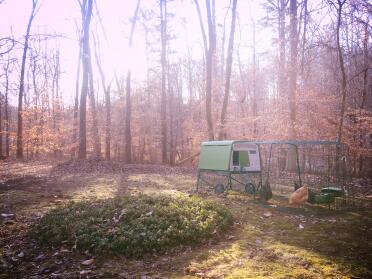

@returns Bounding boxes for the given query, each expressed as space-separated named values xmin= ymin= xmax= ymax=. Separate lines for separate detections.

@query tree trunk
xmin=78 ymin=0 xmax=93 ymax=159
xmin=278 ymin=0 xmax=286 ymax=99
xmin=73 ymin=38 xmax=82 ymax=158
xmin=205 ymin=0 xmax=216 ymax=140
xmin=125 ymin=0 xmax=141 ymax=163
xmin=300 ymin=0 xmax=308 ymax=82
xmin=285 ymin=0 xmax=298 ymax=171
xmin=93 ymin=34 xmax=112 ymax=161
xmin=30 ymin=49 xmax=39 ymax=157
xmin=105 ymin=85 xmax=111 ymax=160
xmin=87 ymin=44 xmax=101 ymax=158
xmin=4 ymin=57 xmax=10 ymax=157
xmin=252 ymin=20 xmax=258 ymax=137
xmin=160 ymin=0 xmax=168 ymax=163
xmin=335 ymin=0 xmax=347 ymax=172
xmin=17 ymin=0 xmax=37 ymax=159
xmin=219 ymin=0 xmax=237 ymax=140
xmin=169 ymin=85 xmax=175 ymax=165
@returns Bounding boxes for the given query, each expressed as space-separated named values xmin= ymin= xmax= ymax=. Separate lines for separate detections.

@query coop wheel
xmin=214 ymin=183 xmax=225 ymax=194
xmin=245 ymin=183 xmax=256 ymax=194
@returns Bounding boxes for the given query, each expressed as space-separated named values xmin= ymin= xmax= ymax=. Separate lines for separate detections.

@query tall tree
xmin=219 ymin=0 xmax=238 ymax=140
xmin=87 ymin=43 xmax=101 ymax=158
xmin=278 ymin=0 xmax=286 ymax=98
xmin=335 ymin=0 xmax=347 ymax=170
xmin=125 ymin=0 xmax=141 ymax=163
xmin=73 ymin=30 xmax=82 ymax=158
xmin=285 ymin=0 xmax=298 ymax=171
xmin=160 ymin=0 xmax=168 ymax=163
xmin=300 ymin=0 xmax=308 ymax=82
xmin=93 ymin=34 xmax=111 ymax=160
xmin=288 ymin=0 xmax=298 ymax=137
xmin=16 ymin=0 xmax=38 ymax=159
xmin=3 ymin=55 xmax=12 ymax=157
xmin=78 ymin=0 xmax=93 ymax=159
xmin=194 ymin=0 xmax=216 ymax=140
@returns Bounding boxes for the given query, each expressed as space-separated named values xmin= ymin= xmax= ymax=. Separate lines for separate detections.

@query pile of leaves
xmin=33 ymin=194 xmax=232 ymax=258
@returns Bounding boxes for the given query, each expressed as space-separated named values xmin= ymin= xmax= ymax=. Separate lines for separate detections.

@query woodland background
xmin=0 ymin=0 xmax=371 ymax=177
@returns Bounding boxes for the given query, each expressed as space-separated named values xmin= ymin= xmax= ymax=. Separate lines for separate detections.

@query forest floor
xmin=0 ymin=160 xmax=371 ymax=279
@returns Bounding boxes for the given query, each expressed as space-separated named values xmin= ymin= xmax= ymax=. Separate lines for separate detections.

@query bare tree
xmin=160 ymin=0 xmax=168 ymax=163
xmin=73 ymin=39 xmax=82 ymax=158
xmin=125 ymin=0 xmax=141 ymax=163
xmin=87 ymin=43 xmax=101 ymax=158
xmin=194 ymin=0 xmax=216 ymax=140
xmin=278 ymin=0 xmax=287 ymax=98
xmin=219 ymin=0 xmax=238 ymax=139
xmin=78 ymin=0 xmax=93 ymax=159
xmin=93 ymin=34 xmax=112 ymax=160
xmin=335 ymin=0 xmax=347 ymax=168
xmin=16 ymin=0 xmax=38 ymax=159
xmin=285 ymin=0 xmax=298 ymax=171
xmin=3 ymin=55 xmax=13 ymax=157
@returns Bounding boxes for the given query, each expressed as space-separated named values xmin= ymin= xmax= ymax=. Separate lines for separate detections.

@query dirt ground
xmin=0 ymin=160 xmax=371 ymax=279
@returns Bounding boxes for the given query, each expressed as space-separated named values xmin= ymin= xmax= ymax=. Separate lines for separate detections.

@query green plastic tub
xmin=315 ymin=193 xmax=334 ymax=204
xmin=321 ymin=187 xmax=344 ymax=197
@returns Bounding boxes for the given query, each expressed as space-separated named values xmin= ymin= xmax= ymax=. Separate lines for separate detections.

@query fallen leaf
xmin=60 ymin=248 xmax=69 ymax=253
xmin=81 ymin=259 xmax=94 ymax=266
xmin=1 ymin=213 xmax=15 ymax=218
xmin=263 ymin=212 xmax=273 ymax=217
xmin=35 ymin=254 xmax=45 ymax=262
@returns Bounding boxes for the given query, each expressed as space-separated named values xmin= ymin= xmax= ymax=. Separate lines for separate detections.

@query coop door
xmin=231 ymin=143 xmax=261 ymax=172
xmin=232 ymin=150 xmax=250 ymax=167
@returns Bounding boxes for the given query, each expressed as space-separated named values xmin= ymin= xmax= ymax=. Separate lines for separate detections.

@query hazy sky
xmin=0 ymin=0 xmax=273 ymax=104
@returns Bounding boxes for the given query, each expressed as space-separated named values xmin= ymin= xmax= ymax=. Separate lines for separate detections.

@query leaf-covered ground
xmin=0 ymin=160 xmax=371 ymax=279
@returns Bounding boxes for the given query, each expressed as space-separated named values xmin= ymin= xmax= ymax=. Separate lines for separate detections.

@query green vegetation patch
xmin=33 ymin=194 xmax=232 ymax=258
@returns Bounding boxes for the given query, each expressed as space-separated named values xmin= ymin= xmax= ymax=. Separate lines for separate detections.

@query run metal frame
xmin=196 ymin=140 xmax=342 ymax=194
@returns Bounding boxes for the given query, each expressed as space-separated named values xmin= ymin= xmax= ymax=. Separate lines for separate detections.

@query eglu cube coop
xmin=196 ymin=141 xmax=263 ymax=194
xmin=196 ymin=140 xmax=350 ymax=207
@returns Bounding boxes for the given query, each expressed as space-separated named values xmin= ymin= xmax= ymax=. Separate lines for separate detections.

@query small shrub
xmin=33 ymin=194 xmax=232 ymax=258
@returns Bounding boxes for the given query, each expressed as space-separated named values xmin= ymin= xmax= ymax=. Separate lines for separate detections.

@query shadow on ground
xmin=0 ymin=160 xmax=371 ymax=278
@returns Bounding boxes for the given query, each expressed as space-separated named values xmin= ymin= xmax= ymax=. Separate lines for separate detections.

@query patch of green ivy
xmin=33 ymin=194 xmax=232 ymax=258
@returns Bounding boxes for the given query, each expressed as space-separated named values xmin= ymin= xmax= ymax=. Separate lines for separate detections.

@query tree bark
xmin=285 ymin=0 xmax=298 ymax=171
xmin=300 ymin=0 xmax=308 ymax=82
xmin=4 ymin=56 xmax=11 ymax=157
xmin=78 ymin=0 xmax=93 ymax=159
xmin=16 ymin=0 xmax=37 ymax=159
xmin=205 ymin=0 xmax=216 ymax=140
xmin=93 ymin=34 xmax=111 ymax=161
xmin=160 ymin=0 xmax=168 ymax=163
xmin=73 ymin=36 xmax=82 ymax=158
xmin=278 ymin=0 xmax=286 ymax=99
xmin=252 ymin=20 xmax=257 ymax=137
xmin=87 ymin=43 xmax=101 ymax=158
xmin=194 ymin=0 xmax=216 ymax=141
xmin=125 ymin=0 xmax=141 ymax=163
xmin=219 ymin=0 xmax=238 ymax=140
xmin=335 ymin=0 xmax=347 ymax=172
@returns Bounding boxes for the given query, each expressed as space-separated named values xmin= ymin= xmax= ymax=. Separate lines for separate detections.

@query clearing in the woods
xmin=0 ymin=160 xmax=371 ymax=279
